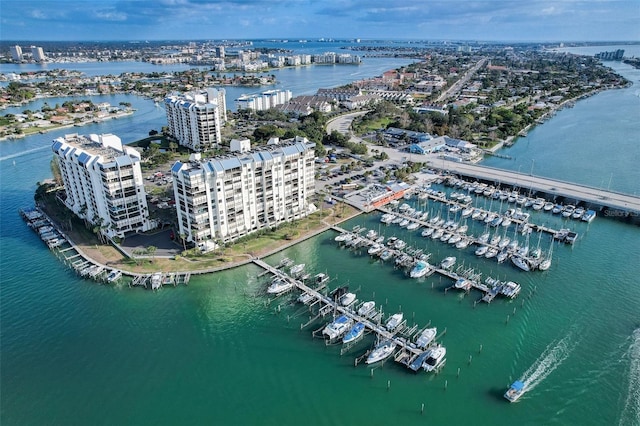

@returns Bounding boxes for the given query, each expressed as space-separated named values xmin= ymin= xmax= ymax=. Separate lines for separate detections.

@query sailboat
xmin=538 ymin=239 xmax=554 ymax=271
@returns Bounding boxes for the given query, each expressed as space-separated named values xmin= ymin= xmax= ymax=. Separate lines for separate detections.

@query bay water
xmin=1 ymin=47 xmax=639 ymax=425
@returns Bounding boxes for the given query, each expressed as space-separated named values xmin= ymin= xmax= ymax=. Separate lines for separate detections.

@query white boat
xmin=410 ymin=260 xmax=433 ymax=278
xmin=421 ymin=227 xmax=434 ymax=237
xmin=422 ymin=345 xmax=447 ymax=372
xmin=365 ymin=340 xmax=397 ymax=364
xmin=454 ymin=278 xmax=472 ymax=291
xmin=431 ymin=229 xmax=444 ymax=240
xmin=497 ymin=249 xmax=510 ymax=263
xmin=461 ymin=207 xmax=474 ymax=218
xmin=343 ymin=322 xmax=365 ymax=344
xmin=406 ymin=222 xmax=420 ymax=231
xmin=475 ymin=245 xmax=489 ymax=256
xmin=399 ymin=219 xmax=410 ymax=228
xmin=455 ymin=238 xmax=470 ymax=249
xmin=415 ymin=327 xmax=437 ymax=349
xmin=297 ymin=292 xmax=315 ymax=304
xmin=511 ymin=256 xmax=531 ymax=272
xmin=504 ymin=380 xmax=525 ymax=403
xmin=368 ymin=243 xmax=384 ymax=255
xmin=357 ymin=301 xmax=376 ymax=316
xmin=448 ymin=234 xmax=462 ymax=245
xmin=394 ymin=239 xmax=407 ymax=250
xmin=485 ymin=247 xmax=499 ymax=259
xmin=290 ymin=263 xmax=305 ymax=276
xmin=340 ymin=292 xmax=356 ymax=306
xmin=365 ymin=229 xmax=378 ymax=239
xmin=532 ymin=198 xmax=545 ymax=210
xmin=385 ymin=313 xmax=404 ymax=331
xmin=106 ymin=270 xmax=122 ymax=283
xmin=440 ymin=256 xmax=456 ymax=269
xmin=150 ymin=272 xmax=162 ymax=290
xmin=313 ymin=273 xmax=330 ymax=286
xmin=572 ymin=207 xmax=585 ymax=219
xmin=380 ymin=213 xmax=395 ymax=224
xmin=323 ymin=315 xmax=353 ymax=340
xmin=334 ymin=233 xmax=352 ymax=242
xmin=543 ymin=202 xmax=554 ymax=211
xmin=562 ymin=205 xmax=575 ymax=218
xmin=267 ymin=277 xmax=294 ymax=294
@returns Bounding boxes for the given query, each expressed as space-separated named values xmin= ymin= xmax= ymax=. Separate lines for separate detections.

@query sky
xmin=1 ymin=0 xmax=638 ymax=42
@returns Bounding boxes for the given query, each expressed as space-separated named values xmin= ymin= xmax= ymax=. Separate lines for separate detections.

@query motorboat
xmin=368 ymin=243 xmax=384 ymax=255
xmin=267 ymin=277 xmax=294 ymax=295
xmin=385 ymin=313 xmax=404 ymax=331
xmin=365 ymin=340 xmax=397 ymax=364
xmin=440 ymin=256 xmax=456 ymax=269
xmin=455 ymin=238 xmax=470 ymax=249
xmin=410 ymin=260 xmax=433 ymax=278
xmin=357 ymin=301 xmax=376 ymax=316
xmin=334 ymin=233 xmax=353 ymax=242
xmin=380 ymin=213 xmax=395 ymax=224
xmin=448 ymin=234 xmax=462 ymax=245
xmin=422 ymin=345 xmax=447 ymax=372
xmin=313 ymin=273 xmax=330 ymax=286
xmin=490 ymin=233 xmax=501 ymax=245
xmin=323 ymin=315 xmax=353 ymax=340
xmin=562 ymin=205 xmax=575 ymax=218
xmin=415 ymin=327 xmax=437 ymax=349
xmin=379 ymin=250 xmax=393 ymax=261
xmin=440 ymin=232 xmax=452 ymax=243
xmin=340 ymin=292 xmax=356 ymax=306
xmin=581 ymin=210 xmax=596 ymax=222
xmin=409 ymin=350 xmax=432 ymax=372
xmin=552 ymin=204 xmax=563 ymax=214
xmin=421 ymin=227 xmax=434 ymax=237
xmin=454 ymin=278 xmax=472 ymax=291
xmin=431 ymin=229 xmax=444 ymax=240
xmin=150 ymin=272 xmax=162 ymax=290
xmin=511 ymin=256 xmax=531 ymax=272
xmin=532 ymin=198 xmax=545 ymax=210
xmin=106 ymin=270 xmax=122 ymax=283
xmin=478 ymin=231 xmax=490 ymax=244
xmin=497 ymin=250 xmax=510 ymax=263
xmin=290 ymin=263 xmax=305 ymax=276
xmin=297 ymin=292 xmax=315 ymax=304
xmin=343 ymin=322 xmax=365 ymax=344
xmin=543 ymin=202 xmax=554 ymax=211
xmin=504 ymin=380 xmax=525 ymax=403
xmin=365 ymin=229 xmax=378 ymax=239
xmin=485 ymin=247 xmax=499 ymax=259
xmin=329 ymin=286 xmax=349 ymax=302
xmin=394 ymin=239 xmax=407 ymax=250
xmin=572 ymin=207 xmax=585 ymax=220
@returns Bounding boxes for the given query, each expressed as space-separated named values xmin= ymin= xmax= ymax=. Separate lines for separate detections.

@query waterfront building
xmin=235 ymin=89 xmax=292 ymax=111
xmin=595 ymin=49 xmax=625 ymax=61
xmin=164 ymin=88 xmax=227 ymax=151
xmin=10 ymin=45 xmax=22 ymax=62
xmin=30 ymin=46 xmax=46 ymax=62
xmin=51 ymin=133 xmax=153 ymax=239
xmin=170 ymin=137 xmax=316 ymax=245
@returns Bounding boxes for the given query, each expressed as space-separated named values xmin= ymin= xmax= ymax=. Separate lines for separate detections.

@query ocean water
xmin=1 ymin=47 xmax=639 ymax=426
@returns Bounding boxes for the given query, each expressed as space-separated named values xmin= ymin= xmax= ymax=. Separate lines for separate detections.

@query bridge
xmin=432 ymin=160 xmax=640 ymax=218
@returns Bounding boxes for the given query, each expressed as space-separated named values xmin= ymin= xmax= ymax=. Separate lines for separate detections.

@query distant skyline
xmin=1 ymin=0 xmax=638 ymax=43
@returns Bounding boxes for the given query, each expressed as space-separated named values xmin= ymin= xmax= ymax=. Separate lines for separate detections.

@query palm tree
xmin=146 ymin=246 xmax=157 ymax=263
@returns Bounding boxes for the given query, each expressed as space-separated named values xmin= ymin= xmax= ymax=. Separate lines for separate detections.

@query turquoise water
xmin=2 ymin=50 xmax=640 ymax=425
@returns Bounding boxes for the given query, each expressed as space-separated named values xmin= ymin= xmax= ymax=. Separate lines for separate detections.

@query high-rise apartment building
xmin=52 ymin=133 xmax=153 ymax=239
xmin=170 ymin=137 xmax=316 ymax=245
xmin=31 ymin=46 xmax=46 ymax=62
xmin=164 ymin=88 xmax=227 ymax=151
xmin=10 ymin=45 xmax=22 ymax=62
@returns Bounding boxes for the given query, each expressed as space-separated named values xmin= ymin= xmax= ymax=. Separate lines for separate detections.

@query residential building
xmin=235 ymin=89 xmax=292 ymax=111
xmin=164 ymin=88 xmax=226 ymax=151
xmin=31 ymin=45 xmax=45 ymax=62
xmin=171 ymin=137 xmax=316 ymax=245
xmin=10 ymin=45 xmax=22 ymax=62
xmin=51 ymin=133 xmax=153 ymax=239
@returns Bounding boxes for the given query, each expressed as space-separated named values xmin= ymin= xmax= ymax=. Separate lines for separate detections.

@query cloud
xmin=94 ymin=9 xmax=127 ymax=22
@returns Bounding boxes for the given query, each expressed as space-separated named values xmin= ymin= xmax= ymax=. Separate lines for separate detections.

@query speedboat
xmin=340 ymin=292 xmax=356 ymax=306
xmin=322 ymin=315 xmax=353 ymax=340
xmin=410 ymin=260 xmax=433 ymax=278
xmin=440 ymin=256 xmax=456 ymax=269
xmin=581 ymin=210 xmax=596 ymax=222
xmin=366 ymin=340 xmax=397 ymax=364
xmin=408 ymin=350 xmax=430 ymax=372
xmin=415 ymin=327 xmax=437 ymax=349
xmin=357 ymin=301 xmax=376 ymax=316
xmin=267 ymin=277 xmax=294 ymax=295
xmin=422 ymin=345 xmax=447 ymax=372
xmin=343 ymin=322 xmax=365 ymax=344
xmin=454 ymin=278 xmax=472 ymax=291
xmin=385 ymin=313 xmax=404 ymax=331
xmin=504 ymin=380 xmax=525 ymax=403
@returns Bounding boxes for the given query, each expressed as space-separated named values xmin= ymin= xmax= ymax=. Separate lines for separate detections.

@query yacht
xmin=497 ymin=250 xmax=510 ymax=263
xmin=511 ymin=256 xmax=531 ymax=272
xmin=357 ymin=301 xmax=376 ymax=316
xmin=431 ymin=229 xmax=444 ymax=240
xmin=267 ymin=277 xmax=294 ymax=295
xmin=415 ymin=327 xmax=437 ymax=349
xmin=368 ymin=243 xmax=384 ymax=256
xmin=422 ymin=345 xmax=447 ymax=372
xmin=532 ymin=198 xmax=545 ymax=210
xmin=406 ymin=221 xmax=420 ymax=231
xmin=543 ymin=202 xmax=554 ymax=211
xmin=385 ymin=313 xmax=404 ymax=331
xmin=106 ymin=270 xmax=122 ymax=283
xmin=448 ymin=234 xmax=462 ymax=245
xmin=475 ymin=245 xmax=489 ymax=256
xmin=410 ymin=260 xmax=434 ymax=278
xmin=380 ymin=213 xmax=395 ymax=224
xmin=343 ymin=322 xmax=365 ymax=344
xmin=379 ymin=250 xmax=393 ymax=261
xmin=334 ymin=233 xmax=353 ymax=242
xmin=290 ymin=263 xmax=305 ymax=276
xmin=504 ymin=380 xmax=525 ymax=403
xmin=440 ymin=256 xmax=456 ymax=269
xmin=552 ymin=204 xmax=563 ymax=214
xmin=421 ymin=227 xmax=434 ymax=237
xmin=455 ymin=238 xmax=470 ymax=249
xmin=454 ymin=278 xmax=472 ymax=291
xmin=399 ymin=219 xmax=410 ymax=228
xmin=323 ymin=315 xmax=353 ymax=340
xmin=365 ymin=340 xmax=397 ymax=364
xmin=485 ymin=247 xmax=499 ymax=259
xmin=394 ymin=239 xmax=407 ymax=250
xmin=297 ymin=292 xmax=315 ymax=304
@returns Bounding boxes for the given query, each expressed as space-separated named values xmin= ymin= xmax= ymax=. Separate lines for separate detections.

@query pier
xmin=252 ymin=258 xmax=440 ymax=371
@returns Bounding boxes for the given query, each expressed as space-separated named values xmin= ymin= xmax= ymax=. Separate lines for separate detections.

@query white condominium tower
xmin=10 ymin=45 xmax=23 ymax=62
xmin=164 ymin=88 xmax=227 ymax=152
xmin=171 ymin=137 xmax=316 ymax=245
xmin=52 ymin=133 xmax=153 ymax=239
xmin=235 ymin=89 xmax=293 ymax=111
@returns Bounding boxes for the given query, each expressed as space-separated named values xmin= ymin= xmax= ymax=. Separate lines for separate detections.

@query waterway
xmin=1 ymin=46 xmax=639 ymax=426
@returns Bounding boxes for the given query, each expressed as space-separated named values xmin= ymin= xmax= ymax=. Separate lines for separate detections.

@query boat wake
xmin=619 ymin=328 xmax=640 ymax=426
xmin=0 ymin=145 xmax=50 ymax=162
xmin=519 ymin=332 xmax=577 ymax=395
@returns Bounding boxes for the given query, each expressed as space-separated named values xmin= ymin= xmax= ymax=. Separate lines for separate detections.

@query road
xmin=435 ymin=57 xmax=488 ymax=103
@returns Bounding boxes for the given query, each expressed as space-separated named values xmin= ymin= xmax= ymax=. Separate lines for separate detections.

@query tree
xmin=146 ymin=246 xmax=157 ymax=262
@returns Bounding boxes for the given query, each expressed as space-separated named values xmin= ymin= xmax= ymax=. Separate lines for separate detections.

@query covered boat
xmin=504 ymin=380 xmax=525 ymax=402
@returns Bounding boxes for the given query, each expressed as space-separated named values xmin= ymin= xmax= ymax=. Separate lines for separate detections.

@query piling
xmin=506 ymin=314 xmax=510 ymax=324
xmin=444 ymin=380 xmax=448 ymax=390
xmin=421 ymin=403 xmax=425 ymax=414
xmin=513 ymin=307 xmax=517 ymax=315
xmin=370 ymin=368 xmax=374 ymax=378
xmin=468 ymin=355 xmax=473 ymax=365
xmin=387 ymin=380 xmax=390 ymax=391
xmin=457 ymin=367 xmax=460 ymax=378
xmin=479 ymin=344 xmax=483 ymax=353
